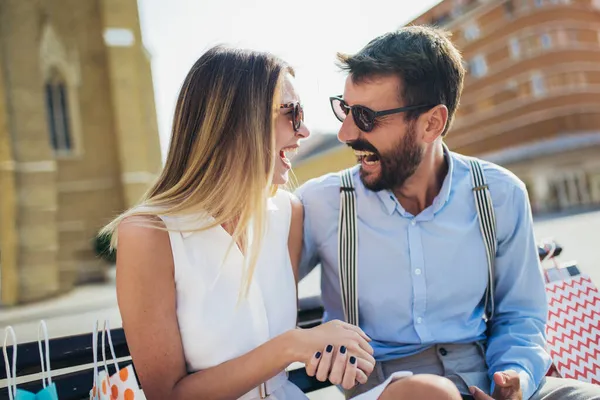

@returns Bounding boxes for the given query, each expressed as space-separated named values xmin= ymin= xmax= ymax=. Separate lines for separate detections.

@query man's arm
xmin=485 ymin=183 xmax=552 ymax=400
xmin=294 ymin=186 xmax=320 ymax=281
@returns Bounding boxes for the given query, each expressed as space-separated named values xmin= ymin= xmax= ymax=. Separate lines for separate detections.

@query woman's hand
xmin=291 ymin=320 xmax=375 ymax=382
xmin=305 ymin=344 xmax=369 ymax=389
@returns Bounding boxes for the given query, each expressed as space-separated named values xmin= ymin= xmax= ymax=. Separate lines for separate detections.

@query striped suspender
xmin=338 ymin=168 xmax=359 ymax=326
xmin=469 ymin=159 xmax=497 ymax=322
xmin=337 ymin=160 xmax=497 ymax=326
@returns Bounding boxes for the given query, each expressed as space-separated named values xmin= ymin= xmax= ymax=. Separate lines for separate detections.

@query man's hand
xmin=469 ymin=370 xmax=523 ymax=400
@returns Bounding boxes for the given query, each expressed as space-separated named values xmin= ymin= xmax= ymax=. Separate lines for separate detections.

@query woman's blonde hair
xmin=100 ymin=45 xmax=293 ymax=297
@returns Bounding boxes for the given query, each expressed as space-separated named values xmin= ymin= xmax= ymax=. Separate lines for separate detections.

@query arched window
xmin=44 ymin=69 xmax=72 ymax=153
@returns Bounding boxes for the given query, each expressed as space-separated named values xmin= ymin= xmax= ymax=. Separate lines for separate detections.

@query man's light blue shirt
xmin=295 ymin=148 xmax=552 ymax=400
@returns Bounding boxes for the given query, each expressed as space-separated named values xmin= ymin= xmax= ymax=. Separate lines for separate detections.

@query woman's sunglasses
xmin=280 ymin=102 xmax=304 ymax=132
xmin=329 ymin=96 xmax=434 ymax=133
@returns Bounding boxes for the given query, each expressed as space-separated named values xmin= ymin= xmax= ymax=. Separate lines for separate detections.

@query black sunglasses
xmin=280 ymin=102 xmax=304 ymax=132
xmin=329 ymin=96 xmax=434 ymax=132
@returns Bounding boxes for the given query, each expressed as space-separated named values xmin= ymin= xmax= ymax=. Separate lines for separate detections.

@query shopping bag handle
xmin=3 ymin=326 xmax=17 ymax=400
xmin=102 ymin=320 xmax=120 ymax=375
xmin=38 ymin=320 xmax=52 ymax=388
xmin=91 ymin=320 xmax=101 ymax=399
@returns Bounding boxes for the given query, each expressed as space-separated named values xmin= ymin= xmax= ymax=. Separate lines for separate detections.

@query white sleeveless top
xmin=160 ymin=190 xmax=307 ymax=400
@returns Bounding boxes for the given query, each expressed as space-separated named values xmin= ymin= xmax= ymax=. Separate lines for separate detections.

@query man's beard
xmin=351 ymin=124 xmax=423 ymax=192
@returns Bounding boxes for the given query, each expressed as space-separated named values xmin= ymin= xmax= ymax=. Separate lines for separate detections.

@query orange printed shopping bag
xmin=90 ymin=320 xmax=141 ymax=400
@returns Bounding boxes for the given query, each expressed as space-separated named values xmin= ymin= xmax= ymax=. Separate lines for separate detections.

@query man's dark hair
xmin=337 ymin=25 xmax=465 ymax=136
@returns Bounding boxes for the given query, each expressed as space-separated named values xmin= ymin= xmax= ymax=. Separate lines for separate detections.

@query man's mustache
xmin=347 ymin=139 xmax=379 ymax=155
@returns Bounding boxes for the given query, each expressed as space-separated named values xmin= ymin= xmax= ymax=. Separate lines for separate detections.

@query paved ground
xmin=532 ymin=210 xmax=600 ymax=283
xmin=1 ymin=210 xmax=598 ymax=398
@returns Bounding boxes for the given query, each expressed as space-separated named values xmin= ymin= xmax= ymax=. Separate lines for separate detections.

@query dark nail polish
xmin=326 ymin=344 xmax=333 ymax=353
xmin=315 ymin=351 xmax=321 ymax=359
xmin=340 ymin=345 xmax=347 ymax=354
xmin=350 ymin=356 xmax=356 ymax=364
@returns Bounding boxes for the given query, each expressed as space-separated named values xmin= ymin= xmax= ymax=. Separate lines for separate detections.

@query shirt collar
xmin=375 ymin=142 xmax=454 ymax=216
xmin=376 ymin=189 xmax=398 ymax=216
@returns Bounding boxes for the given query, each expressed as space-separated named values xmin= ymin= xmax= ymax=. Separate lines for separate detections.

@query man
xmin=296 ymin=26 xmax=600 ymax=400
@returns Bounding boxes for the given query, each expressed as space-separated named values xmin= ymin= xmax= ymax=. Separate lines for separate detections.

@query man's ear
xmin=421 ymin=105 xmax=448 ymax=144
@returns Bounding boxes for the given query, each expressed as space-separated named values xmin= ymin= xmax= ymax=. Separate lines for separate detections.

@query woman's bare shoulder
xmin=116 ymin=214 xmax=173 ymax=274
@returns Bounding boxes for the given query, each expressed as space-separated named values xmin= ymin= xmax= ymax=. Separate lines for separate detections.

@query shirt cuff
xmin=489 ymin=366 xmax=535 ymax=400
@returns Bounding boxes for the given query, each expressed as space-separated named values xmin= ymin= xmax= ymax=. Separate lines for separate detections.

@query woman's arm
xmin=117 ymin=217 xmax=298 ymax=400
xmin=117 ymin=216 xmax=372 ymax=400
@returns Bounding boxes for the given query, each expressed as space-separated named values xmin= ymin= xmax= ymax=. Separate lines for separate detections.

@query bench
xmin=0 ymin=242 xmax=563 ymax=398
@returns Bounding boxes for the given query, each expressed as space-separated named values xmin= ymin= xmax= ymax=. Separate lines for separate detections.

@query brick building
xmin=0 ymin=0 xmax=162 ymax=305
xmin=293 ymin=0 xmax=600 ymax=215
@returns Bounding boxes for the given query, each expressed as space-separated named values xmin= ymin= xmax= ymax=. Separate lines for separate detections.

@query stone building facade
xmin=0 ymin=0 xmax=162 ymax=305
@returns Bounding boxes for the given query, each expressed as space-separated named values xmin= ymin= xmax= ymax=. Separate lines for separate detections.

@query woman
xmin=102 ymin=46 xmax=462 ymax=400
xmin=101 ymin=46 xmax=375 ymax=400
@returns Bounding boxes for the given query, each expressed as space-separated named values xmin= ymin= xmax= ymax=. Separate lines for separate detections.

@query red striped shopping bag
xmin=542 ymin=243 xmax=600 ymax=384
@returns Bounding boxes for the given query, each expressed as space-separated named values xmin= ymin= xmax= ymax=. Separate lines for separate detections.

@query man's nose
xmin=337 ymin=117 xmax=359 ymax=144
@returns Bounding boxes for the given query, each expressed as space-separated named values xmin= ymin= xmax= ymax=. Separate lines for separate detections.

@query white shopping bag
xmin=90 ymin=321 xmax=141 ymax=400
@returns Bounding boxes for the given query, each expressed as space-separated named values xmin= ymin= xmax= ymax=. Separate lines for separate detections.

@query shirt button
xmin=411 ymin=220 xmax=417 ymax=226
xmin=416 ymin=317 xmax=423 ymax=324
xmin=439 ymin=348 xmax=448 ymax=356
xmin=415 ymin=269 xmax=422 ymax=275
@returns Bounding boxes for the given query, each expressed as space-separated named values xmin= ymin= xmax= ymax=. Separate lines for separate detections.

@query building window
xmin=469 ymin=55 xmax=488 ymax=78
xmin=509 ymin=38 xmax=521 ymax=58
xmin=568 ymin=30 xmax=578 ymax=43
xmin=504 ymin=0 xmax=515 ymax=18
xmin=431 ymin=13 xmax=451 ymax=27
xmin=557 ymin=30 xmax=568 ymax=46
xmin=506 ymin=79 xmax=519 ymax=91
xmin=464 ymin=23 xmax=481 ymax=41
xmin=44 ymin=70 xmax=72 ymax=153
xmin=531 ymin=72 xmax=546 ymax=97
xmin=572 ymin=72 xmax=586 ymax=87
xmin=477 ymin=97 xmax=495 ymax=112
xmin=540 ymin=33 xmax=553 ymax=49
